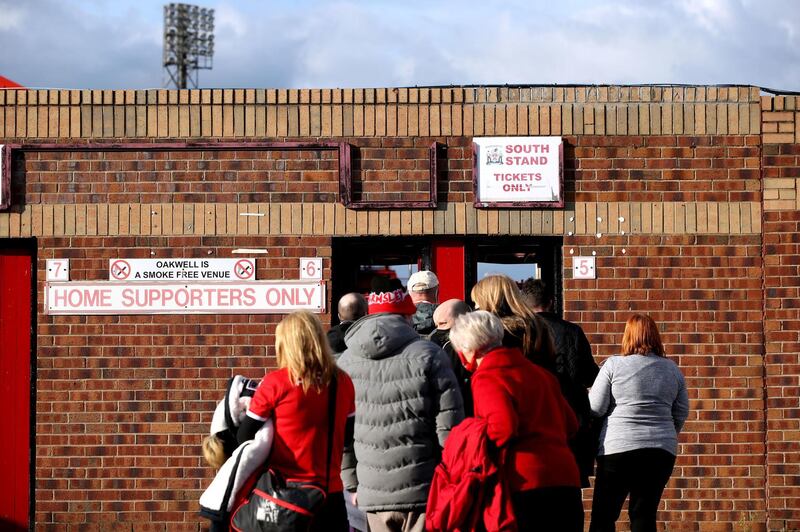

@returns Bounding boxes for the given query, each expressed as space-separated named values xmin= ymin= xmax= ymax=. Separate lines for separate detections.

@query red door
xmin=431 ymin=240 xmax=466 ymax=301
xmin=0 ymin=248 xmax=32 ymax=528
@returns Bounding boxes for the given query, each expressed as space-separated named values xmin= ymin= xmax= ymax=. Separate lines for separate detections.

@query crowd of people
xmin=201 ymin=270 xmax=689 ymax=532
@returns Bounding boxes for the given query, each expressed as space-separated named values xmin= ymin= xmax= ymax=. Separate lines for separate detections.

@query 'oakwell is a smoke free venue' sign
xmin=473 ymin=137 xmax=563 ymax=207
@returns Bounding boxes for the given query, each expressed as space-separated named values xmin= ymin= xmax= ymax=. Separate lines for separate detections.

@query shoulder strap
xmin=325 ymin=372 xmax=338 ymax=492
xmin=222 ymin=376 xmax=236 ymax=431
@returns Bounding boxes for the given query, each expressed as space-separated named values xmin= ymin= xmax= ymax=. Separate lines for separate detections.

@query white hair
xmin=449 ymin=310 xmax=504 ymax=354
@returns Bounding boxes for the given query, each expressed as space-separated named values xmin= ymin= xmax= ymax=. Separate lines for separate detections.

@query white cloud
xmin=678 ymin=0 xmax=735 ymax=34
xmin=215 ymin=3 xmax=249 ymax=39
xmin=0 ymin=0 xmax=798 ymax=91
xmin=0 ymin=3 xmax=25 ymax=31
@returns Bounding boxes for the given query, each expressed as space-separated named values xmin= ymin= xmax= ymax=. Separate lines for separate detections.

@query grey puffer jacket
xmin=338 ymin=313 xmax=464 ymax=512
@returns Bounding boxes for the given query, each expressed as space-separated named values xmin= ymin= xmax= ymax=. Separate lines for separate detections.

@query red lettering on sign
xmin=303 ymin=287 xmax=316 ymax=305
xmin=53 ymin=287 xmax=112 ymax=308
xmin=505 ymin=143 xmax=551 ymax=154
xmin=243 ymin=288 xmax=256 ymax=306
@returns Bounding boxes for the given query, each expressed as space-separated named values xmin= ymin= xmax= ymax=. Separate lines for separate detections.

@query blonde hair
xmin=471 ymin=275 xmax=536 ymax=321
xmin=275 ymin=311 xmax=336 ymax=392
xmin=471 ymin=275 xmax=555 ymax=363
xmin=621 ymin=313 xmax=665 ymax=357
xmin=202 ymin=435 xmax=226 ymax=469
xmin=449 ymin=311 xmax=504 ymax=354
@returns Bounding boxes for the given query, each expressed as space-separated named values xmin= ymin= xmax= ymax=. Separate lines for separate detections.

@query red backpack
xmin=425 ymin=417 xmax=517 ymax=532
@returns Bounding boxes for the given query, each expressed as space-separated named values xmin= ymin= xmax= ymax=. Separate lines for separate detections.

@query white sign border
xmin=572 ymin=256 xmax=597 ymax=280
xmin=299 ymin=257 xmax=323 ymax=280
xmin=45 ymin=280 xmax=326 ymax=315
xmin=472 ymin=136 xmax=564 ymax=208
xmin=107 ymin=258 xmax=257 ymax=282
xmin=46 ymin=259 xmax=70 ymax=282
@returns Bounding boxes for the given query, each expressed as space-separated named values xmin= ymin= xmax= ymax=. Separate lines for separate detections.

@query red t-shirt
xmin=247 ymin=368 xmax=355 ymax=493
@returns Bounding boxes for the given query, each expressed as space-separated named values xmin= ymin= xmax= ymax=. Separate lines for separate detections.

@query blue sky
xmin=1 ymin=0 xmax=799 ymax=90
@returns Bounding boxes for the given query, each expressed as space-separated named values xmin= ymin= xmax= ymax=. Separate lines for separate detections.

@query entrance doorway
xmin=330 ymin=236 xmax=563 ymax=324
xmin=0 ymin=240 xmax=35 ymax=530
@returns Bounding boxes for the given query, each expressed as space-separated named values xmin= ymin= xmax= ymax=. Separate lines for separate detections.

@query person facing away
xmin=449 ymin=310 xmax=584 ymax=532
xmin=408 ymin=270 xmax=440 ymax=335
xmin=588 ymin=313 xmax=690 ymax=532
xmin=524 ymin=279 xmax=600 ymax=487
xmin=470 ymin=274 xmax=557 ymax=374
xmin=327 ymin=292 xmax=368 ymax=356
xmin=428 ymin=298 xmax=474 ymax=416
xmin=237 ymin=311 xmax=356 ymax=532
xmin=337 ymin=286 xmax=464 ymax=532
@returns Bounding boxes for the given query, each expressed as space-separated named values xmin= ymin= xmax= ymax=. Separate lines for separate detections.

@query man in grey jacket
xmin=338 ymin=287 xmax=464 ymax=532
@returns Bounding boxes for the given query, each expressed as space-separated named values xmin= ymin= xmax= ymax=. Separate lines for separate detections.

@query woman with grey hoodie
xmin=589 ymin=314 xmax=689 ymax=532
xmin=337 ymin=287 xmax=464 ymax=532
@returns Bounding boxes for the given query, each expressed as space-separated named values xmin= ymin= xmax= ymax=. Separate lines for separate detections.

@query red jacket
xmin=426 ymin=417 xmax=516 ymax=532
xmin=472 ymin=346 xmax=580 ymax=492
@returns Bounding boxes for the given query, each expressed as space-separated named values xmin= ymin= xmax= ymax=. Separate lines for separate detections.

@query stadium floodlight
xmin=163 ymin=3 xmax=215 ymax=89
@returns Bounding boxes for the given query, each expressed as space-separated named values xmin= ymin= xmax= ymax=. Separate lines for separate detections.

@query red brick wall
xmin=18 ymin=148 xmax=339 ymax=205
xmin=568 ymin=135 xmax=761 ymax=203
xmin=14 ymin=133 xmax=771 ymax=530
xmin=35 ymin=235 xmax=332 ymax=529
xmin=14 ymin=135 xmax=762 ymax=207
xmin=564 ymin=233 xmax=766 ymax=527
xmin=762 ymin=143 xmax=800 ymax=532
xmin=352 ymin=138 xmax=435 ymax=203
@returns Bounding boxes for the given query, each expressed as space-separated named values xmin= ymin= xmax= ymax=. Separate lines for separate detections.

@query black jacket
xmin=327 ymin=320 xmax=355 ymax=355
xmin=428 ymin=328 xmax=474 ymax=417
xmin=536 ymin=311 xmax=599 ymax=487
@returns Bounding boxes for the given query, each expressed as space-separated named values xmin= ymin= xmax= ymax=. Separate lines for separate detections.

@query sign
xmin=572 ymin=256 xmax=596 ymax=279
xmin=46 ymin=259 xmax=69 ymax=282
xmin=473 ymin=136 xmax=563 ymax=207
xmin=299 ymin=258 xmax=322 ymax=280
xmin=108 ymin=258 xmax=256 ymax=281
xmin=45 ymin=280 xmax=325 ymax=315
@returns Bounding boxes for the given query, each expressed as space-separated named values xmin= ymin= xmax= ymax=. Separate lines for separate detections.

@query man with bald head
xmin=428 ymin=298 xmax=474 ymax=415
xmin=327 ymin=292 xmax=369 ymax=356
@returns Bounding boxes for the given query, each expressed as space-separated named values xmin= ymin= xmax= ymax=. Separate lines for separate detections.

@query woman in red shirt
xmin=237 ymin=311 xmax=356 ymax=532
xmin=449 ymin=310 xmax=583 ymax=532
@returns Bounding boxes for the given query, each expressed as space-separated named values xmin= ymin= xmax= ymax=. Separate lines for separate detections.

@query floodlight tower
xmin=163 ymin=3 xmax=215 ymax=89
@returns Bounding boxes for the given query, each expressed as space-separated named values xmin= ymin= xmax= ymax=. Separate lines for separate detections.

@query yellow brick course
xmin=0 ymin=85 xmax=777 ymax=139
xmin=0 ymin=201 xmax=761 ymax=238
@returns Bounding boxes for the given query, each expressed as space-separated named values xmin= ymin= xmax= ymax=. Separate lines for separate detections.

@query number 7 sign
xmin=572 ymin=256 xmax=596 ymax=279
xmin=46 ymin=259 xmax=70 ymax=281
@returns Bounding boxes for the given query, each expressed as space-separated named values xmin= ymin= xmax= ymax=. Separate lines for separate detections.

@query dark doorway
xmin=331 ymin=236 xmax=563 ymax=324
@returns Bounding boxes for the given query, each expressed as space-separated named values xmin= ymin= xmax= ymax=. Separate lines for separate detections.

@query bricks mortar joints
xmin=757 ymin=138 xmax=771 ymax=524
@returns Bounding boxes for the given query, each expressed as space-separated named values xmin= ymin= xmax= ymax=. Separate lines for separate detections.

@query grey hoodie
xmin=337 ymin=313 xmax=464 ymax=512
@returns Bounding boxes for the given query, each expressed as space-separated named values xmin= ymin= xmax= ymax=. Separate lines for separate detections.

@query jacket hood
xmin=343 ymin=313 xmax=420 ymax=360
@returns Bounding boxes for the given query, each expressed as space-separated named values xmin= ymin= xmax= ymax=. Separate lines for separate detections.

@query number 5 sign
xmin=572 ymin=256 xmax=596 ymax=279
xmin=300 ymin=258 xmax=323 ymax=280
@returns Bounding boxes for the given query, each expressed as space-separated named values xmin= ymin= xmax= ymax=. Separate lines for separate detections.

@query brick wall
xmin=35 ymin=235 xmax=331 ymax=529
xmin=761 ymin=93 xmax=800 ymax=530
xmin=564 ymin=233 xmax=766 ymax=528
xmin=568 ymin=135 xmax=761 ymax=203
xmin=1 ymin=85 xmax=797 ymax=530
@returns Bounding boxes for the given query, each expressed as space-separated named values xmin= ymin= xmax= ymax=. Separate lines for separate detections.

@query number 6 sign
xmin=572 ymin=256 xmax=596 ymax=279
xmin=300 ymin=258 xmax=323 ymax=280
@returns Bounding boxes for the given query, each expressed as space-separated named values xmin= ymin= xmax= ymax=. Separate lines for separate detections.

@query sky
xmin=1 ymin=0 xmax=799 ymax=91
